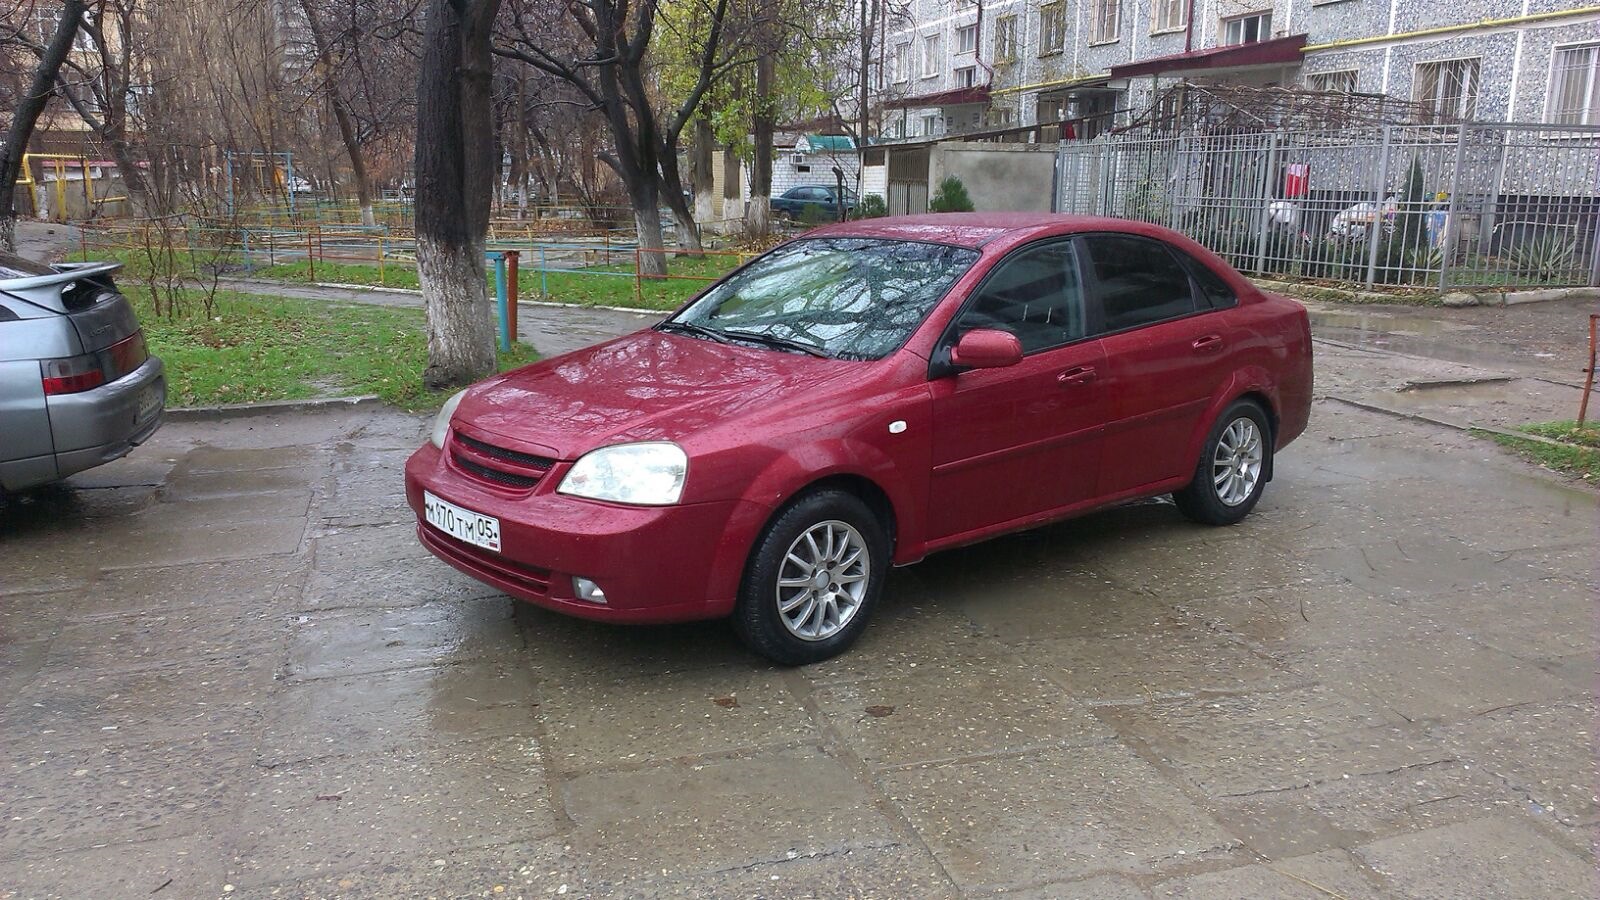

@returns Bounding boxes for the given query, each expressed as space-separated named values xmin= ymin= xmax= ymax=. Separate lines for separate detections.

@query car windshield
xmin=664 ymin=238 xmax=977 ymax=360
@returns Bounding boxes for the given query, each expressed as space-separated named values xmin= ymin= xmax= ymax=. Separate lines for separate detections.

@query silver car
xmin=0 ymin=251 xmax=165 ymax=495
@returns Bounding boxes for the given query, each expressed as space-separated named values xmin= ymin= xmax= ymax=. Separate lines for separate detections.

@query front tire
xmin=733 ymin=490 xmax=889 ymax=665
xmin=1174 ymin=400 xmax=1272 ymax=526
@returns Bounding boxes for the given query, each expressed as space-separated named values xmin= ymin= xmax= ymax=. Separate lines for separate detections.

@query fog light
xmin=573 ymin=576 xmax=607 ymax=604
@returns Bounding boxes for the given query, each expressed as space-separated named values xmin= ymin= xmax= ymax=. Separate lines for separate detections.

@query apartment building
xmin=876 ymin=0 xmax=1600 ymax=139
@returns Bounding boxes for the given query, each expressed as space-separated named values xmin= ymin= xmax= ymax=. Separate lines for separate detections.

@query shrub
xmin=929 ymin=175 xmax=975 ymax=213
xmin=1508 ymin=231 xmax=1579 ymax=282
xmin=852 ymin=194 xmax=888 ymax=219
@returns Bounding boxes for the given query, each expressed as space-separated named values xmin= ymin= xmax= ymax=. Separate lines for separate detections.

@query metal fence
xmin=1055 ymin=122 xmax=1600 ymax=291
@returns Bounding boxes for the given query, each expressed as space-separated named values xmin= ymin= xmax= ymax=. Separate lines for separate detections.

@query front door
xmin=928 ymin=239 xmax=1111 ymax=541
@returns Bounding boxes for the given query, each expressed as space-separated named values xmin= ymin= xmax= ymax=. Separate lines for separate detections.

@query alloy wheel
xmin=776 ymin=520 xmax=870 ymax=641
xmin=1212 ymin=417 xmax=1264 ymax=507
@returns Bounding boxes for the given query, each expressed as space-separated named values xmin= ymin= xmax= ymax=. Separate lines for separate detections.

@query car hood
xmin=454 ymin=330 xmax=863 ymax=459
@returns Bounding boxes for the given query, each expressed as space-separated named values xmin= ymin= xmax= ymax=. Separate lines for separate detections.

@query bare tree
xmin=0 ymin=0 xmax=85 ymax=249
xmin=498 ymin=0 xmax=741 ymax=275
xmin=415 ymin=0 xmax=502 ymax=390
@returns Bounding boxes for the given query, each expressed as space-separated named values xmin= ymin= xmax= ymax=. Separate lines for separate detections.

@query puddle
xmin=1307 ymin=309 xmax=1536 ymax=371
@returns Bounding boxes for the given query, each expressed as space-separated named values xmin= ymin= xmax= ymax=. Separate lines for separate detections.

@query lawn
xmin=77 ymin=247 xmax=744 ymax=312
xmin=130 ymin=287 xmax=539 ymax=411
xmin=1481 ymin=421 xmax=1600 ymax=482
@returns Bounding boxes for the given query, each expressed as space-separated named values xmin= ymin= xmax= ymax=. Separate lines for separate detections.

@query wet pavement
xmin=3 ymin=300 xmax=1599 ymax=898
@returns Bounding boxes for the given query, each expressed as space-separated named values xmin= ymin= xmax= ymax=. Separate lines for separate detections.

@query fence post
xmin=1364 ymin=126 xmax=1394 ymax=288
xmin=306 ymin=227 xmax=316 ymax=281
xmin=1437 ymin=125 xmax=1469 ymax=291
xmin=635 ymin=248 xmax=643 ymax=305
xmin=539 ymin=246 xmax=548 ymax=299
xmin=489 ymin=250 xmax=511 ymax=352
xmin=243 ymin=228 xmax=252 ymax=274
xmin=505 ymin=250 xmax=519 ymax=340
xmin=1253 ymin=133 xmax=1280 ymax=277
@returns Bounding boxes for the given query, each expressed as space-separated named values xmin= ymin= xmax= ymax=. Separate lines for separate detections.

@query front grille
xmin=455 ymin=433 xmax=556 ymax=469
xmin=449 ymin=431 xmax=555 ymax=490
xmin=422 ymin=527 xmax=553 ymax=595
xmin=454 ymin=456 xmax=542 ymax=487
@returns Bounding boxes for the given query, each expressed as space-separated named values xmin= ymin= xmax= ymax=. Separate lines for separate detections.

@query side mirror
xmin=950 ymin=329 xmax=1023 ymax=370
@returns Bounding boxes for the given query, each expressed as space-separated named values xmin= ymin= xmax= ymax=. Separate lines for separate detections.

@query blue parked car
xmin=771 ymin=185 xmax=857 ymax=221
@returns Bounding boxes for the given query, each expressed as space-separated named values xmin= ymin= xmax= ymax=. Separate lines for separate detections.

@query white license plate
xmin=135 ymin=385 xmax=162 ymax=421
xmin=424 ymin=491 xmax=501 ymax=552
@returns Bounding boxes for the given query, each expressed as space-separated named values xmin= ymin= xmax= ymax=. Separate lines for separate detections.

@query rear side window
xmin=1080 ymin=234 xmax=1198 ymax=332
xmin=956 ymin=241 xmax=1085 ymax=353
xmin=1175 ymin=249 xmax=1236 ymax=309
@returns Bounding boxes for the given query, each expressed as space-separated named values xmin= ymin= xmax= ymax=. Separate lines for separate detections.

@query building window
xmin=1307 ymin=70 xmax=1358 ymax=93
xmin=1546 ymin=43 xmax=1600 ymax=126
xmin=1152 ymin=0 xmax=1184 ymax=33
xmin=892 ymin=43 xmax=910 ymax=83
xmin=956 ymin=23 xmax=978 ymax=54
xmin=1040 ymin=5 xmax=1067 ymax=56
xmin=1223 ymin=11 xmax=1270 ymax=45
xmin=921 ymin=114 xmax=939 ymax=136
xmin=1414 ymin=57 xmax=1479 ymax=123
xmin=1090 ymin=0 xmax=1120 ymax=43
xmin=992 ymin=16 xmax=1018 ymax=61
xmin=989 ymin=107 xmax=1014 ymax=127
xmin=921 ymin=34 xmax=942 ymax=78
xmin=30 ymin=6 xmax=94 ymax=50
xmin=955 ymin=66 xmax=978 ymax=88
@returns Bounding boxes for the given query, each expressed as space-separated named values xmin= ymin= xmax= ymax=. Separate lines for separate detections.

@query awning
xmin=885 ymin=86 xmax=992 ymax=110
xmin=1109 ymin=34 xmax=1307 ymax=80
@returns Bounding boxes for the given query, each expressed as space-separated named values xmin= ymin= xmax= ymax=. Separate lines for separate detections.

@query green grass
xmin=74 ymin=248 xmax=743 ymax=312
xmin=130 ymin=287 xmax=539 ymax=411
xmin=1480 ymin=421 xmax=1600 ymax=482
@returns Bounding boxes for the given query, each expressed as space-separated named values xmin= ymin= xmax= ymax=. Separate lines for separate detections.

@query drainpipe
xmin=1184 ymin=0 xmax=1196 ymax=52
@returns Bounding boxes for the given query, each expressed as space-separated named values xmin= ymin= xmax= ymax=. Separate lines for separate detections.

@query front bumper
xmin=404 ymin=443 xmax=764 ymax=624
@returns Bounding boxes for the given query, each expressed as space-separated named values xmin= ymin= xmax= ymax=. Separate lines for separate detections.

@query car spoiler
xmin=0 ymin=261 xmax=123 ymax=314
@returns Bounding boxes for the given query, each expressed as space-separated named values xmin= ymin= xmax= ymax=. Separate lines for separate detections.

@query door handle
xmin=1057 ymin=366 xmax=1097 ymax=385
xmin=1192 ymin=335 xmax=1225 ymax=354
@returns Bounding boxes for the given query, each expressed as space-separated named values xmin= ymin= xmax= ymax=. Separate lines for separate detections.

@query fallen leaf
xmin=865 ymin=705 xmax=895 ymax=718
xmin=712 ymin=696 xmax=739 ymax=709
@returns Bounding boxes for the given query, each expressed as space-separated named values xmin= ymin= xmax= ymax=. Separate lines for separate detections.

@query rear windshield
xmin=0 ymin=250 xmax=53 ymax=279
xmin=669 ymin=238 xmax=978 ymax=360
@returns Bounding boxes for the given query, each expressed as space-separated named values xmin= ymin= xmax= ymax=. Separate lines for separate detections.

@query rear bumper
xmin=45 ymin=356 xmax=165 ymax=482
xmin=404 ymin=443 xmax=764 ymax=624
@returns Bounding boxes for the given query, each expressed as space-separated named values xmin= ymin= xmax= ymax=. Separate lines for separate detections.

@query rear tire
xmin=732 ymin=489 xmax=888 ymax=665
xmin=1174 ymin=400 xmax=1272 ymax=526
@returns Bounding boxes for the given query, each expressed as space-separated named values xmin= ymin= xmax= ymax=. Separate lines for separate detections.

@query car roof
xmin=801 ymin=213 xmax=1174 ymax=249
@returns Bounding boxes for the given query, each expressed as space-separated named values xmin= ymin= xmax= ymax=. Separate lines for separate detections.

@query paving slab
xmin=1354 ymin=817 xmax=1596 ymax=899
xmin=881 ymin=743 xmax=1244 ymax=891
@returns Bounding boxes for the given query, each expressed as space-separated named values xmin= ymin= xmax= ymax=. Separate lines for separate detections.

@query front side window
xmin=956 ymin=241 xmax=1086 ymax=353
xmin=668 ymin=239 xmax=979 ymax=361
xmin=1223 ymin=11 xmax=1270 ymax=45
xmin=1414 ymin=58 xmax=1479 ymax=122
xmin=1079 ymin=234 xmax=1198 ymax=332
xmin=1547 ymin=43 xmax=1600 ymax=126
xmin=1091 ymin=0 xmax=1121 ymax=43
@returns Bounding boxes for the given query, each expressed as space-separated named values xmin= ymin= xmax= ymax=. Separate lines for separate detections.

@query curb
xmin=165 ymin=394 xmax=384 ymax=422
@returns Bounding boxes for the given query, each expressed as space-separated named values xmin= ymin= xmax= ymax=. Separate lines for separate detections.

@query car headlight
xmin=429 ymin=389 xmax=467 ymax=449
xmin=558 ymin=442 xmax=687 ymax=505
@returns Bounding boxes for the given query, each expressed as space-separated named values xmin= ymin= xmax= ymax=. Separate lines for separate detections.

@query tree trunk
xmin=692 ymin=116 xmax=716 ymax=227
xmin=747 ymin=53 xmax=775 ymax=237
xmin=414 ymin=0 xmax=502 ymax=391
xmin=0 ymin=0 xmax=85 ymax=251
xmin=658 ymin=166 xmax=702 ymax=254
xmin=632 ymin=179 xmax=668 ymax=278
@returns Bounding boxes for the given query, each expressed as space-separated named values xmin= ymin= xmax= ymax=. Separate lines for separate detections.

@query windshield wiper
xmin=720 ymin=329 xmax=830 ymax=358
xmin=657 ymin=320 xmax=730 ymax=344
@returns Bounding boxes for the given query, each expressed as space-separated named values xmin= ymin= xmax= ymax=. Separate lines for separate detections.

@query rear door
xmin=927 ymin=239 xmax=1110 ymax=540
xmin=1078 ymin=233 xmax=1238 ymax=496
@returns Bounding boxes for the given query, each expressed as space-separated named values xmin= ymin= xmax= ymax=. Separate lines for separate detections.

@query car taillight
xmin=104 ymin=331 xmax=148 ymax=379
xmin=40 ymin=355 xmax=106 ymax=395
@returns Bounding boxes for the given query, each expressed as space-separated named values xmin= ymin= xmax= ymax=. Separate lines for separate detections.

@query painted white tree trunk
xmin=635 ymin=208 xmax=668 ymax=278
xmin=360 ymin=204 xmax=376 ymax=227
xmin=745 ymin=195 xmax=770 ymax=237
xmin=417 ymin=234 xmax=497 ymax=390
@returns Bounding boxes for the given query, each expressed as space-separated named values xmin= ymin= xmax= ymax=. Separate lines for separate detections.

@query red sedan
xmin=405 ymin=214 xmax=1312 ymax=663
